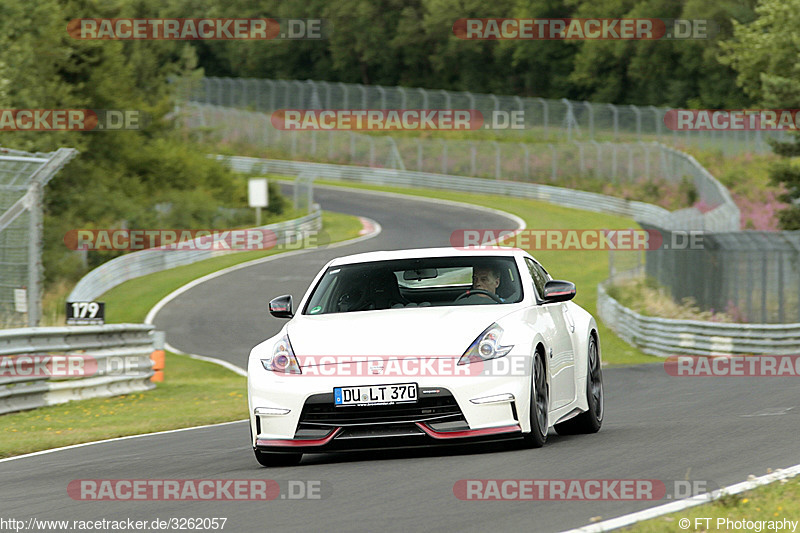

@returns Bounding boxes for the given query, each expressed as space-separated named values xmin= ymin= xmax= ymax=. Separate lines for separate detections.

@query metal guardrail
xmin=213 ymin=155 xmax=738 ymax=232
xmin=0 ymin=324 xmax=157 ymax=414
xmin=68 ymin=210 xmax=322 ymax=301
xmin=596 ymin=283 xmax=800 ymax=357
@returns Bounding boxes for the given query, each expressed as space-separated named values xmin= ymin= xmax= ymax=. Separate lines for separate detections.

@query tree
xmin=568 ymin=0 xmax=753 ymax=106
xmin=720 ymin=0 xmax=800 ymax=228
xmin=719 ymin=0 xmax=800 ymax=109
xmin=0 ymin=0 xmax=264 ymax=282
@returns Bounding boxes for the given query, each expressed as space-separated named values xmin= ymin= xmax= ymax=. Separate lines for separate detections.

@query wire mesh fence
xmin=182 ymin=103 xmax=739 ymax=232
xmin=0 ymin=147 xmax=77 ymax=327
xmin=609 ymin=228 xmax=800 ymax=324
xmin=181 ymin=77 xmax=787 ymax=155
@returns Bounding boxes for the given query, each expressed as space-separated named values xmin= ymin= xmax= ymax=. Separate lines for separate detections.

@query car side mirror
xmin=269 ymin=295 xmax=294 ymax=318
xmin=542 ymin=280 xmax=576 ymax=303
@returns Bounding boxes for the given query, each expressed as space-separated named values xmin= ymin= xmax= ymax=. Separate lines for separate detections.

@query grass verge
xmin=623 ymin=474 xmax=800 ymax=532
xmin=0 ymin=211 xmax=363 ymax=458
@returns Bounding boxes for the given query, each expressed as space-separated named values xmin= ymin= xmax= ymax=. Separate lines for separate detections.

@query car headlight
xmin=261 ymin=334 xmax=302 ymax=374
xmin=458 ymin=323 xmax=513 ymax=365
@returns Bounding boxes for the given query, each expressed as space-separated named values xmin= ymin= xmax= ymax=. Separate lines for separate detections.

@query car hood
xmin=287 ymin=306 xmax=515 ymax=362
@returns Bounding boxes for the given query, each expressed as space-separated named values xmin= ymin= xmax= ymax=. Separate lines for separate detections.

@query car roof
xmin=328 ymin=247 xmax=529 ymax=266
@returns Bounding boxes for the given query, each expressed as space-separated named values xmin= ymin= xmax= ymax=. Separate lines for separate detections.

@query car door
xmin=525 ymin=258 xmax=576 ymax=409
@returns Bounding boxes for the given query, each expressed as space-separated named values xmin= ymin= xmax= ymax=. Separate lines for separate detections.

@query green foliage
xmin=161 ymin=0 xmax=755 ymax=106
xmin=711 ymin=0 xmax=800 ymax=229
xmin=0 ymin=0 xmax=288 ymax=286
xmin=719 ymin=0 xmax=800 ymax=108
xmin=769 ymin=133 xmax=800 ymax=158
xmin=768 ymin=156 xmax=800 ymax=229
xmin=679 ymin=176 xmax=699 ymax=205
xmin=775 ymin=206 xmax=800 ymax=231
xmin=567 ymin=0 xmax=754 ymax=106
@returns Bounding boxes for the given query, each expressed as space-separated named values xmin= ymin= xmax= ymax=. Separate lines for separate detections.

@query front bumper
xmin=249 ymin=369 xmax=529 ymax=453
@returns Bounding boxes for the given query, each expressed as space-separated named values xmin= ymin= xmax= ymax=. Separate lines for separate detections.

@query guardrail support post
xmin=151 ymin=331 xmax=166 ymax=382
xmin=27 ymin=182 xmax=42 ymax=326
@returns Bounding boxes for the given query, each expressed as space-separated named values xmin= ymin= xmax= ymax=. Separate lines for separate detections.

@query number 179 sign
xmin=66 ymin=301 xmax=105 ymax=325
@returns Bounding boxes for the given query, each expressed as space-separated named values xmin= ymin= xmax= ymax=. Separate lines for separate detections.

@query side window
xmin=525 ymin=258 xmax=547 ymax=299
xmin=534 ymin=262 xmax=551 ymax=283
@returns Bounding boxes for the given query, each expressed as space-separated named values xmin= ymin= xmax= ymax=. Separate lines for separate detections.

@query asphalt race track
xmin=2 ymin=185 xmax=799 ymax=533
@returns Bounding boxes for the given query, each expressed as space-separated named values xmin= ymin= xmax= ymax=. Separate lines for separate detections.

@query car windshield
xmin=303 ymin=256 xmax=523 ymax=315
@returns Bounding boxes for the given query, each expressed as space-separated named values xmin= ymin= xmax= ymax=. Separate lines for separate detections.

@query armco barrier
xmin=596 ymin=283 xmax=800 ymax=357
xmin=186 ymin=102 xmax=739 ymax=233
xmin=68 ymin=209 xmax=322 ymax=301
xmin=212 ymin=155 xmax=739 ymax=233
xmin=0 ymin=324 xmax=157 ymax=414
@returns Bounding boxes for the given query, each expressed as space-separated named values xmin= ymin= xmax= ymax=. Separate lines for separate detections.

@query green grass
xmin=0 ymin=210 xmax=363 ymax=458
xmin=624 ymin=475 xmax=800 ymax=532
xmin=0 ymin=352 xmax=247 ymax=459
xmin=300 ymin=177 xmax=658 ymax=366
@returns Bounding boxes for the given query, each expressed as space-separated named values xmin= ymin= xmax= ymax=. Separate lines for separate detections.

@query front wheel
xmin=554 ymin=334 xmax=603 ymax=435
xmin=522 ymin=351 xmax=548 ymax=448
xmin=254 ymin=450 xmax=302 ymax=467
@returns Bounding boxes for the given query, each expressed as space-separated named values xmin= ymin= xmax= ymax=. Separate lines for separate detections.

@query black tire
xmin=254 ymin=449 xmax=302 ymax=467
xmin=554 ymin=334 xmax=603 ymax=435
xmin=522 ymin=350 xmax=548 ymax=448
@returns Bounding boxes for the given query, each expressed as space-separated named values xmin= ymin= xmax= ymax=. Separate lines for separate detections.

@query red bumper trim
xmin=257 ymin=427 xmax=343 ymax=447
xmin=415 ymin=422 xmax=521 ymax=439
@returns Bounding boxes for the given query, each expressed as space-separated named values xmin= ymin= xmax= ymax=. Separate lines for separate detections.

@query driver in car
xmin=470 ymin=266 xmax=504 ymax=301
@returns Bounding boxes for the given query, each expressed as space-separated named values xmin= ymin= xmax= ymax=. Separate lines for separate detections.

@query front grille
xmin=296 ymin=388 xmax=466 ymax=430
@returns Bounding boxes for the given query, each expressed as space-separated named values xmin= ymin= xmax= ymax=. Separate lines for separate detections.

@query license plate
xmin=334 ymin=383 xmax=418 ymax=406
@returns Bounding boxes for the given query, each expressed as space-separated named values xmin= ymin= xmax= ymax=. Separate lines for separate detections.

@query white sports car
xmin=247 ymin=247 xmax=603 ymax=466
